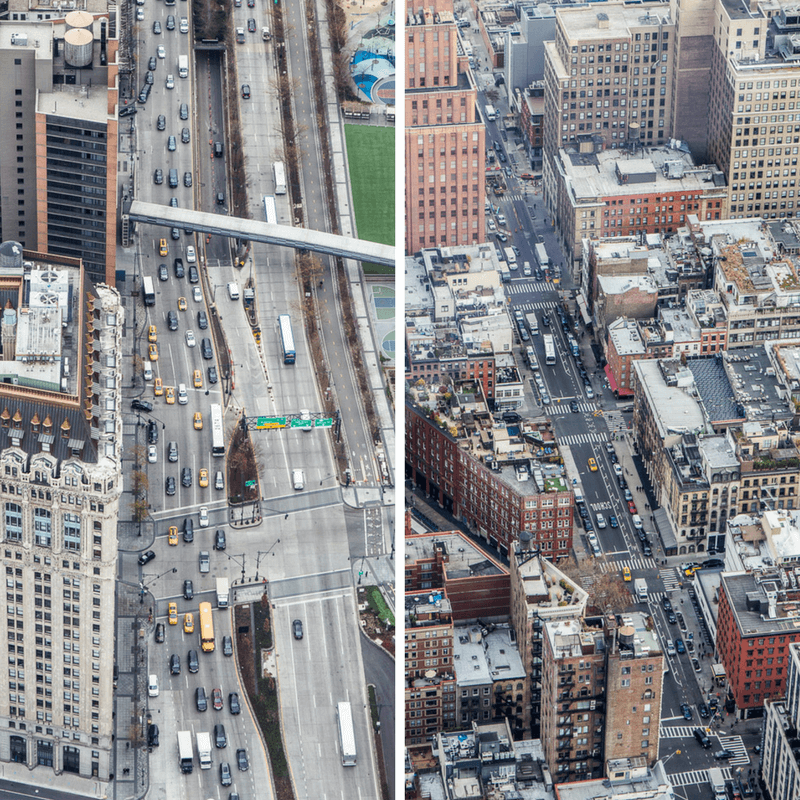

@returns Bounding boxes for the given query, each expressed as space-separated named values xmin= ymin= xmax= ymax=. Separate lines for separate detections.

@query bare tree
xmin=560 ymin=555 xmax=632 ymax=615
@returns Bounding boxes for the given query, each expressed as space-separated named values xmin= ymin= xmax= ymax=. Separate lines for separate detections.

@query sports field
xmin=344 ymin=125 xmax=394 ymax=273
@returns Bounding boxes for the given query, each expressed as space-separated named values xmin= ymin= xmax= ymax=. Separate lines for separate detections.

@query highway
xmin=119 ymin=0 xmax=389 ymax=797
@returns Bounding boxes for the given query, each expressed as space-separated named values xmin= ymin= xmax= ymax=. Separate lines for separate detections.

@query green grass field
xmin=344 ymin=125 xmax=394 ymax=274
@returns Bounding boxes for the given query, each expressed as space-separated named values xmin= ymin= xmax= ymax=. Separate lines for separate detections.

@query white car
xmin=488 ymin=219 xmax=497 ymax=231
xmin=300 ymin=409 xmax=312 ymax=432
xmin=157 ymin=45 xmax=165 ymax=59
xmin=136 ymin=8 xmax=145 ymax=20
xmin=186 ymin=245 xmax=196 ymax=263
xmin=193 ymin=286 xmax=202 ymax=302
xmin=185 ymin=329 xmax=196 ymax=347
xmin=165 ymin=74 xmax=174 ymax=90
xmin=199 ymin=507 xmax=209 ymax=528
xmin=613 ymin=463 xmax=623 ymax=477
xmin=180 ymin=17 xmax=189 ymax=33
xmin=147 ymin=445 xmax=157 ymax=464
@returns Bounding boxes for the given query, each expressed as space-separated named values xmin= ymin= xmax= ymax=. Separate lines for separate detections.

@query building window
xmin=5 ymin=502 xmax=22 ymax=541
xmin=34 ymin=508 xmax=52 ymax=548
xmin=63 ymin=514 xmax=80 ymax=552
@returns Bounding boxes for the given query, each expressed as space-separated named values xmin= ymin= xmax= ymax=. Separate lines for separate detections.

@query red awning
xmin=604 ymin=364 xmax=620 ymax=393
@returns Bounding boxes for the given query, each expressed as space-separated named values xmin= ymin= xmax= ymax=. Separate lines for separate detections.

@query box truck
xmin=634 ymin=578 xmax=648 ymax=602
xmin=484 ymin=104 xmax=498 ymax=121
xmin=196 ymin=731 xmax=212 ymax=770
xmin=177 ymin=730 xmax=193 ymax=773
xmin=178 ymin=55 xmax=188 ymax=78
xmin=216 ymin=577 xmax=229 ymax=608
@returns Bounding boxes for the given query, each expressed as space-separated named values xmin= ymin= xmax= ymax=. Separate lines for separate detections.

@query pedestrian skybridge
xmin=127 ymin=201 xmax=395 ymax=267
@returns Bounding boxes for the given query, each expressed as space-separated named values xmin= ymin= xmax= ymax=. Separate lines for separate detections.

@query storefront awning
xmin=576 ymin=294 xmax=592 ymax=326
xmin=604 ymin=364 xmax=619 ymax=393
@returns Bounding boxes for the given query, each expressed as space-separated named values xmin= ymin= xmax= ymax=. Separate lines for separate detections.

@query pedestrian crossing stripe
xmin=667 ymin=768 xmax=733 ymax=787
xmin=506 ymin=285 xmax=555 ymax=296
xmin=660 ymin=568 xmax=681 ymax=592
xmin=556 ymin=429 xmax=604 ymax=444
xmin=599 ymin=556 xmax=657 ymax=573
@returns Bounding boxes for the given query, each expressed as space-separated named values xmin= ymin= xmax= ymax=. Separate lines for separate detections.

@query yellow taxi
xmin=199 ymin=468 xmax=209 ymax=488
xmin=177 ymin=297 xmax=187 ymax=311
xmin=193 ymin=412 xmax=203 ymax=430
xmin=158 ymin=238 xmax=168 ymax=257
xmin=148 ymin=343 xmax=159 ymax=362
xmin=165 ymin=386 xmax=176 ymax=405
xmin=168 ymin=602 xmax=178 ymax=625
xmin=154 ymin=377 xmax=163 ymax=397
xmin=193 ymin=369 xmax=202 ymax=389
xmin=148 ymin=325 xmax=157 ymax=343
xmin=183 ymin=613 xmax=194 ymax=634
xmin=622 ymin=566 xmax=631 ymax=582
xmin=168 ymin=526 xmax=178 ymax=546
xmin=588 ymin=457 xmax=598 ymax=472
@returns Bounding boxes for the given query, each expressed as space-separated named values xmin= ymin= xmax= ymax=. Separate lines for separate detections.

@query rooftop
xmin=721 ymin=570 xmax=800 ymax=636
xmin=554 ymin=3 xmax=672 ymax=41
xmin=555 ymin=759 xmax=673 ymax=800
xmin=513 ymin=547 xmax=590 ymax=619
xmin=453 ymin=624 xmax=525 ymax=687
xmin=405 ymin=531 xmax=507 ymax=580
xmin=608 ymin=318 xmax=646 ymax=357
xmin=722 ymin=347 xmax=793 ymax=423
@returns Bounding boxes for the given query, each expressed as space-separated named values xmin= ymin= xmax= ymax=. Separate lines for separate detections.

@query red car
xmin=212 ymin=688 xmax=223 ymax=710
xmin=628 ymin=500 xmax=637 ymax=514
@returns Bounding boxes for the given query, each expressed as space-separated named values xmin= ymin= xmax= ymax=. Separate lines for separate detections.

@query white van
xmin=292 ymin=469 xmax=305 ymax=490
xmin=227 ymin=282 xmax=240 ymax=300
xmin=178 ymin=383 xmax=188 ymax=405
xmin=148 ymin=675 xmax=159 ymax=697
xmin=596 ymin=513 xmax=607 ymax=529
xmin=215 ymin=471 xmax=224 ymax=490
xmin=632 ymin=514 xmax=643 ymax=529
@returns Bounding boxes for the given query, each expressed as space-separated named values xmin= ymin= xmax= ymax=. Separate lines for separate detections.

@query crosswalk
xmin=599 ymin=555 xmax=657 ymax=573
xmin=661 ymin=567 xmax=682 ymax=592
xmin=556 ymin=428 xmax=604 ymax=444
xmin=506 ymin=285 xmax=557 ymax=297
xmin=667 ymin=768 xmax=733 ymax=788
xmin=719 ymin=734 xmax=750 ymax=766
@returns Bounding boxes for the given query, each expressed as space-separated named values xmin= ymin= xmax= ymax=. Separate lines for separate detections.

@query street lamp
xmin=226 ymin=553 xmax=247 ymax=585
xmin=254 ymin=543 xmax=280 ymax=580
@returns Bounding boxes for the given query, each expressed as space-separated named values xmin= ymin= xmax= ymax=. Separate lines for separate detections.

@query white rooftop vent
xmin=10 ymin=33 xmax=28 ymax=46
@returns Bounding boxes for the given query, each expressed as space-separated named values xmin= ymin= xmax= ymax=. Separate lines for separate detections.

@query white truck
xmin=178 ymin=55 xmax=188 ymax=79
xmin=708 ymin=767 xmax=726 ymax=799
xmin=177 ymin=730 xmax=193 ymax=773
xmin=273 ymin=161 xmax=287 ymax=195
xmin=196 ymin=731 xmax=212 ymax=770
xmin=504 ymin=247 xmax=517 ymax=267
xmin=535 ymin=242 xmax=550 ymax=269
xmin=216 ymin=577 xmax=229 ymax=608
xmin=634 ymin=578 xmax=648 ymax=602
xmin=485 ymin=104 xmax=498 ymax=121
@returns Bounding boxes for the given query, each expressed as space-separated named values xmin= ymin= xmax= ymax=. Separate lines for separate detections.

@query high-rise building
xmin=542 ymin=4 xmax=675 ymax=212
xmin=763 ymin=642 xmax=800 ymax=800
xmin=0 ymin=241 xmax=123 ymax=779
xmin=0 ymin=15 xmax=119 ymax=285
xmin=405 ymin=6 xmax=486 ymax=254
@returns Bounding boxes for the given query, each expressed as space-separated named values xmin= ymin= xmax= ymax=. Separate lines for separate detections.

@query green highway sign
xmin=315 ymin=418 xmax=333 ymax=428
xmin=245 ymin=480 xmax=256 ymax=487
xmin=255 ymin=417 xmax=287 ymax=429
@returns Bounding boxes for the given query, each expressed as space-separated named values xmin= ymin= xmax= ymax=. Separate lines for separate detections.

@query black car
xmin=247 ymin=18 xmax=256 ymax=31
xmin=145 ymin=70 xmax=154 ymax=85
xmin=188 ymin=265 xmax=199 ymax=284
xmin=131 ymin=399 xmax=153 ymax=412
xmin=197 ymin=310 xmax=208 ymax=330
xmin=570 ymin=400 xmax=579 ymax=413
xmin=147 ymin=420 xmax=159 ymax=444
xmin=578 ymin=505 xmax=589 ymax=520
xmin=293 ymin=619 xmax=303 ymax=640
xmin=214 ymin=529 xmax=226 ymax=550
xmin=181 ymin=127 xmax=191 ymax=143
xmin=155 ymin=622 xmax=165 ymax=643
xmin=692 ymin=657 xmax=702 ymax=672
xmin=138 ymin=85 xmax=151 ymax=103
xmin=188 ymin=649 xmax=199 ymax=673
xmin=159 ymin=263 xmax=169 ymax=281
xmin=237 ymin=748 xmax=249 ymax=771
xmin=241 ymin=84 xmax=251 ymax=99
xmin=222 ymin=635 xmax=233 ymax=657
xmin=675 ymin=638 xmax=686 ymax=654
xmin=215 ymin=723 xmax=227 ymax=748
xmin=181 ymin=467 xmax=193 ymax=488
xmin=698 ymin=702 xmax=710 ymax=718
xmin=149 ymin=56 xmax=157 ymax=71
xmin=642 ymin=543 xmax=652 ymax=557
xmin=617 ymin=476 xmax=628 ymax=489
xmin=667 ymin=610 xmax=677 ymax=624
xmin=179 ymin=103 xmax=189 ymax=120
xmin=662 ymin=597 xmax=672 ymax=612
xmin=152 ymin=20 xmax=161 ymax=34
xmin=201 ymin=337 xmax=213 ymax=360
xmin=196 ymin=686 xmax=207 ymax=712
xmin=167 ymin=310 xmax=178 ymax=331
xmin=693 ymin=727 xmax=711 ymax=748
xmin=153 ymin=168 xmax=163 ymax=185
xmin=220 ymin=762 xmax=232 ymax=786
xmin=229 ymin=692 xmax=241 ymax=714
xmin=138 ymin=550 xmax=156 ymax=566
xmin=165 ymin=476 xmax=176 ymax=496
xmin=184 ymin=171 xmax=193 ymax=188
xmin=183 ymin=579 xmax=194 ymax=600
xmin=157 ymin=113 xmax=166 ymax=130
xmin=170 ymin=654 xmax=181 ymax=675
xmin=183 ymin=517 xmax=194 ymax=543
xmin=148 ymin=723 xmax=159 ymax=748
xmin=119 ymin=105 xmax=137 ymax=118
xmin=714 ymin=750 xmax=733 ymax=760
xmin=703 ymin=558 xmax=725 ymax=568
xmin=680 ymin=703 xmax=693 ymax=720
xmin=174 ymin=258 xmax=184 ymax=278
xmin=208 ymin=365 xmax=218 ymax=384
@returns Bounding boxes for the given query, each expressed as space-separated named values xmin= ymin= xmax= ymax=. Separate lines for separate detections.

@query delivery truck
xmin=177 ymin=730 xmax=193 ymax=773
xmin=178 ymin=55 xmax=188 ymax=79
xmin=634 ymin=578 xmax=648 ymax=602
xmin=216 ymin=577 xmax=229 ymax=608
xmin=196 ymin=731 xmax=212 ymax=770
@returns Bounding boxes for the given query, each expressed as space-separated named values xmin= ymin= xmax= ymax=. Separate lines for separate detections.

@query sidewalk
xmin=0 ymin=762 xmax=109 ymax=798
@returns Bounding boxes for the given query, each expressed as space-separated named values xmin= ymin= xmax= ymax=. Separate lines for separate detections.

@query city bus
xmin=278 ymin=315 xmax=296 ymax=364
xmin=210 ymin=404 xmax=225 ymax=457
xmin=336 ymin=702 xmax=357 ymax=766
xmin=142 ymin=276 xmax=155 ymax=307
xmin=198 ymin=602 xmax=215 ymax=653
xmin=543 ymin=334 xmax=556 ymax=366
xmin=263 ymin=195 xmax=277 ymax=225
